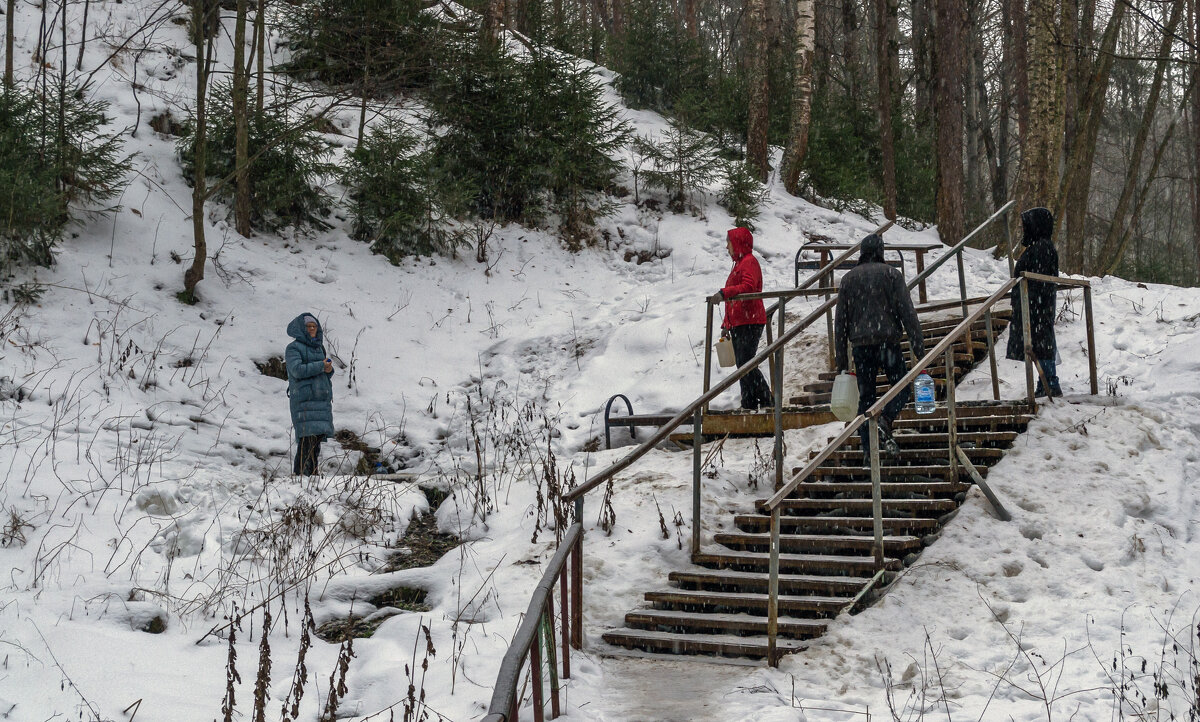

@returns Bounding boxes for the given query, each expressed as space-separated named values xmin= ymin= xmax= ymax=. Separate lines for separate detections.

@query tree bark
xmin=875 ymin=0 xmax=898 ymax=218
xmin=482 ymin=0 xmax=506 ymax=46
xmin=682 ymin=0 xmax=696 ymax=37
xmin=1014 ymin=0 xmax=1065 ymax=218
xmin=1056 ymin=0 xmax=1124 ymax=273
xmin=934 ymin=0 xmax=966 ymax=245
xmin=185 ymin=0 xmax=215 ymax=299
xmin=233 ymin=0 xmax=252 ymax=237
xmin=1011 ymin=0 xmax=1029 ymax=142
xmin=255 ymin=0 xmax=265 ymax=115
xmin=4 ymin=0 xmax=13 ymax=87
xmin=1192 ymin=0 xmax=1200 ymax=282
xmin=746 ymin=0 xmax=771 ymax=182
xmin=781 ymin=0 xmax=816 ymax=195
xmin=965 ymin=0 xmax=983 ymax=221
xmin=1093 ymin=0 xmax=1184 ymax=275
xmin=912 ymin=0 xmax=933 ymax=125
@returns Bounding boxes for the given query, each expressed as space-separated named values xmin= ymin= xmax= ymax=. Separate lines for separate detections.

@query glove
xmin=708 ymin=291 xmax=724 ymax=304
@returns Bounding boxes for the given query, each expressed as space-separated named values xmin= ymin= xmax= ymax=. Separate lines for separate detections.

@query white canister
xmin=830 ymin=372 xmax=860 ymax=421
xmin=715 ymin=336 xmax=736 ymax=367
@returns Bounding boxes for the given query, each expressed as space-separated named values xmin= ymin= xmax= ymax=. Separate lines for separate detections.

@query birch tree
xmin=781 ymin=0 xmax=816 ymax=195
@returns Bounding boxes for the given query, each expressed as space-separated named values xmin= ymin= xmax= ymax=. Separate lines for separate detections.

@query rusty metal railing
xmin=483 ymin=521 xmax=583 ymax=722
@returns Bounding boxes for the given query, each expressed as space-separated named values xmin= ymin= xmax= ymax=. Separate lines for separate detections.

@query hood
xmin=858 ymin=233 xmax=885 ymax=264
xmin=727 ymin=227 xmax=754 ymax=259
xmin=287 ymin=313 xmax=323 ymax=346
xmin=1021 ymin=207 xmax=1054 ymax=246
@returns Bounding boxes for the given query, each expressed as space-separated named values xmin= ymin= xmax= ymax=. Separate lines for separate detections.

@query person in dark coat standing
xmin=1006 ymin=207 xmax=1061 ymax=397
xmin=834 ymin=233 xmax=925 ymax=459
xmin=710 ymin=227 xmax=774 ymax=410
xmin=286 ymin=313 xmax=335 ymax=475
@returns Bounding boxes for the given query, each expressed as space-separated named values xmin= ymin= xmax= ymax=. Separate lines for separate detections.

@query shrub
xmin=178 ymin=82 xmax=335 ymax=233
xmin=719 ymin=160 xmax=767 ymax=229
xmin=279 ymin=0 xmax=443 ymax=91
xmin=633 ymin=118 xmax=721 ymax=211
xmin=343 ymin=118 xmax=466 ymax=260
xmin=427 ymin=38 xmax=628 ymax=241
xmin=0 ymin=83 xmax=129 ymax=273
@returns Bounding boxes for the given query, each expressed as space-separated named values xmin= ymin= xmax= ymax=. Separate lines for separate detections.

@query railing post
xmin=823 ymin=251 xmax=836 ymax=371
xmin=774 ymin=301 xmax=786 ymax=491
xmin=985 ymin=310 xmax=1000 ymax=400
xmin=1020 ymin=279 xmax=1036 ymax=406
xmin=703 ymin=300 xmax=715 ymax=413
xmin=543 ymin=603 xmax=560 ymax=718
xmin=1004 ymin=206 xmax=1016 ymax=276
xmin=946 ymin=347 xmax=958 ymax=478
xmin=571 ymin=500 xmax=583 ymax=650
xmin=692 ymin=407 xmax=702 ymax=555
xmin=767 ymin=508 xmax=780 ymax=666
xmin=1083 ymin=285 xmax=1098 ymax=395
xmin=559 ymin=566 xmax=569 ymax=679
xmin=531 ymin=621 xmax=545 ymax=722
xmin=869 ymin=417 xmax=884 ymax=569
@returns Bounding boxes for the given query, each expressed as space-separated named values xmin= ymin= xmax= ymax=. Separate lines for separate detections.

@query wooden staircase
xmin=602 ymin=311 xmax=1033 ymax=660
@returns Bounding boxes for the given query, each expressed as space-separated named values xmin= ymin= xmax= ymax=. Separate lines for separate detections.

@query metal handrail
xmin=484 ymin=522 xmax=583 ymax=722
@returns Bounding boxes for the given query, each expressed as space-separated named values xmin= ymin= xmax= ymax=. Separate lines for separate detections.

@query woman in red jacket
xmin=711 ymin=227 xmax=774 ymax=410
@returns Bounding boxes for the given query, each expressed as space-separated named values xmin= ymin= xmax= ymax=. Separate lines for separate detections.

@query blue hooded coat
xmin=286 ymin=314 xmax=335 ymax=440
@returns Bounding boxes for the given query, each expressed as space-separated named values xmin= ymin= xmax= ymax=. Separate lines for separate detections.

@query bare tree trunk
xmin=781 ymin=0 xmax=816 ymax=195
xmin=934 ymin=0 xmax=966 ymax=245
xmin=965 ymin=0 xmax=982 ymax=221
xmin=682 ymin=0 xmax=696 ymax=37
xmin=482 ymin=0 xmax=506 ymax=46
xmin=256 ymin=0 xmax=266 ymax=115
xmin=746 ymin=0 xmax=771 ymax=182
xmin=1015 ymin=0 xmax=1065 ymax=218
xmin=875 ymin=0 xmax=898 ymax=218
xmin=1011 ymin=0 xmax=1029 ymax=142
xmin=1056 ymin=0 xmax=1123 ymax=273
xmin=612 ymin=0 xmax=626 ymax=36
xmin=1106 ymin=79 xmax=1192 ymax=275
xmin=1192 ymin=0 xmax=1200 ymax=282
xmin=75 ymin=0 xmax=90 ymax=71
xmin=185 ymin=0 xmax=215 ymax=299
xmin=1093 ymin=0 xmax=1184 ymax=274
xmin=842 ymin=0 xmax=861 ymax=97
xmin=233 ymin=0 xmax=252 ymax=237
xmin=912 ymin=0 xmax=932 ymax=125
xmin=4 ymin=0 xmax=13 ymax=87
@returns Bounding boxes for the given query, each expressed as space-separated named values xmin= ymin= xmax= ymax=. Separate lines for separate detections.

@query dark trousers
xmin=294 ymin=435 xmax=323 ymax=475
xmin=853 ymin=343 xmax=910 ymax=453
xmin=729 ymin=324 xmax=774 ymax=409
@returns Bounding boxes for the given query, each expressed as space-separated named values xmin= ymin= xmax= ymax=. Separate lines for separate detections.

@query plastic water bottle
xmin=914 ymin=371 xmax=936 ymax=414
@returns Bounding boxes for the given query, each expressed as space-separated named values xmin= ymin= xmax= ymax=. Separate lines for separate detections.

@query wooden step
xmin=806 ymin=466 xmax=977 ymax=481
xmin=713 ymin=531 xmax=922 ymax=555
xmin=667 ymin=569 xmax=872 ymax=595
xmin=601 ymin=629 xmax=807 ymax=658
xmin=777 ymin=480 xmax=973 ymax=496
xmin=645 ymin=588 xmax=850 ymax=615
xmin=734 ymin=515 xmax=939 ymax=533
xmin=624 ymin=609 xmax=829 ymax=639
xmin=692 ymin=549 xmax=898 ymax=575
xmin=823 ymin=447 xmax=1002 ymax=465
xmin=841 ymin=430 xmax=1018 ymax=447
xmin=891 ymin=414 xmax=1032 ymax=430
xmin=768 ymin=498 xmax=958 ymax=515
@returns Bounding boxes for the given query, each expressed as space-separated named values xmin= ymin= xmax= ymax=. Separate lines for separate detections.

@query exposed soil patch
xmin=315 ymin=586 xmax=429 ymax=642
xmin=380 ymin=510 xmax=460 ymax=573
xmin=334 ymin=428 xmax=384 ymax=474
xmin=255 ymin=356 xmax=288 ymax=380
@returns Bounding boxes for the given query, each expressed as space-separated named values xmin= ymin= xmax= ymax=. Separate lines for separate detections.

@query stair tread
xmin=733 ymin=514 xmax=939 ymax=529
xmin=625 ymin=609 xmax=829 ymax=633
xmin=715 ymin=531 xmax=921 ymax=544
xmin=602 ymin=629 xmax=808 ymax=654
xmin=693 ymin=549 xmax=900 ymax=571
xmin=647 ymin=588 xmax=851 ymax=605
xmin=668 ymin=569 xmax=871 ymax=590
xmin=777 ymin=481 xmax=972 ymax=494
xmin=771 ymin=498 xmax=957 ymax=511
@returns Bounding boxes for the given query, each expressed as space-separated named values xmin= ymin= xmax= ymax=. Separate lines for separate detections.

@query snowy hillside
xmin=2 ymin=1 xmax=1199 ymax=721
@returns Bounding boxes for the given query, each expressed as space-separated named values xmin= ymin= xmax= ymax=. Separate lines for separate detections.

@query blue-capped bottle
xmin=914 ymin=371 xmax=936 ymax=414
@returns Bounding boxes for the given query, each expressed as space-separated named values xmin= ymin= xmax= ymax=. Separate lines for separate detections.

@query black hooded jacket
xmin=834 ymin=234 xmax=924 ymax=371
xmin=1006 ymin=208 xmax=1059 ymax=361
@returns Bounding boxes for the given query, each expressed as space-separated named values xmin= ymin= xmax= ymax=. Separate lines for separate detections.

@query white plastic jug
xmin=715 ymin=336 xmax=736 ymax=368
xmin=830 ymin=372 xmax=860 ymax=421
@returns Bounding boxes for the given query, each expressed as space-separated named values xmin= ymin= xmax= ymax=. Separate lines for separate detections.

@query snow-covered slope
xmin=2 ymin=2 xmax=1199 ymax=721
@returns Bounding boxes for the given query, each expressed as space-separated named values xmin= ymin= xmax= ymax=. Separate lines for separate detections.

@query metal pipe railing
xmin=484 ymin=522 xmax=583 ymax=722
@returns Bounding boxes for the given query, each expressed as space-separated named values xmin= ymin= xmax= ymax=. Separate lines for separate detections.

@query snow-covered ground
xmin=2 ymin=2 xmax=1199 ymax=721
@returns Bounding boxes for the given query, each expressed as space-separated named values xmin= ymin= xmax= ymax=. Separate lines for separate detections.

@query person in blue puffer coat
xmin=286 ymin=313 xmax=335 ymax=475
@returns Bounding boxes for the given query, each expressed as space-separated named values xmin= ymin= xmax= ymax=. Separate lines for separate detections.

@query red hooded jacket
xmin=721 ymin=227 xmax=767 ymax=329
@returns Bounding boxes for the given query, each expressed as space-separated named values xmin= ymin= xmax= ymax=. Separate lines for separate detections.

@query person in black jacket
xmin=1006 ymin=207 xmax=1061 ymax=397
xmin=834 ymin=233 xmax=925 ymax=461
